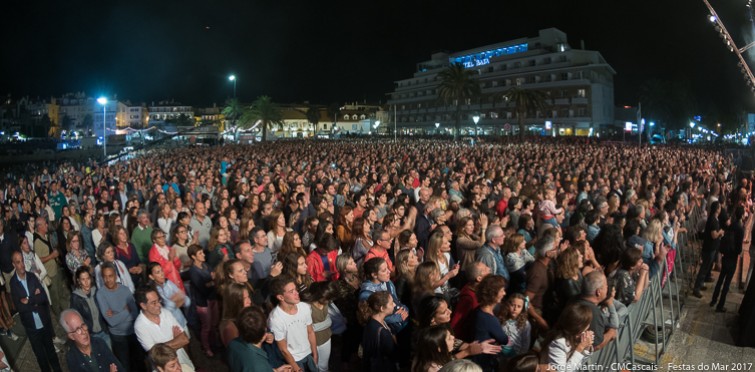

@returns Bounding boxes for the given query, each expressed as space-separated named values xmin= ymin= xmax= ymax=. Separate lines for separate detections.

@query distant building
xmin=116 ymin=102 xmax=149 ymax=130
xmin=48 ymin=92 xmax=94 ymax=132
xmin=148 ymin=100 xmax=194 ymax=126
xmin=387 ymin=28 xmax=616 ymax=136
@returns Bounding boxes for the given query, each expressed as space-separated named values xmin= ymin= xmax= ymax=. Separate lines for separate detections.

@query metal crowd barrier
xmin=588 ymin=209 xmax=703 ymax=368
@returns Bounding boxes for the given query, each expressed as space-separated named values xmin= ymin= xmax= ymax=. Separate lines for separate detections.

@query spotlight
xmin=709 ymin=15 xmax=717 ymax=22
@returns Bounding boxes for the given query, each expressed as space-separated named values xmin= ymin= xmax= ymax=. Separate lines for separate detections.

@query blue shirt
xmin=18 ymin=274 xmax=43 ymax=329
xmin=477 ymin=244 xmax=510 ymax=282
xmin=156 ymin=280 xmax=190 ymax=329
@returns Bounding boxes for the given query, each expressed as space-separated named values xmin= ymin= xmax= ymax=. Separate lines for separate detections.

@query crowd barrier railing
xmin=588 ymin=209 xmax=703 ymax=368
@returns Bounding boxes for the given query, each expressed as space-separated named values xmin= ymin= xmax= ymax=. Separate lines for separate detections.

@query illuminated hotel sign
xmin=463 ymin=58 xmax=490 ymax=68
xmin=452 ymin=43 xmax=528 ymax=69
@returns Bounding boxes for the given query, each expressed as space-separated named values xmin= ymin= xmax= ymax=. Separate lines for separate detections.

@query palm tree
xmin=222 ymin=98 xmax=244 ymax=135
xmin=437 ymin=63 xmax=481 ymax=140
xmin=502 ymin=87 xmax=549 ymax=138
xmin=243 ymin=96 xmax=283 ymax=142
xmin=306 ymin=105 xmax=320 ymax=136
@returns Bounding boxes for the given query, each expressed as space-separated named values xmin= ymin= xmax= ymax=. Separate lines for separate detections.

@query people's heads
xmin=281 ymin=252 xmax=308 ymax=279
xmin=300 ymin=280 xmax=334 ymax=304
xmin=19 ymin=235 xmax=31 ymax=253
xmin=100 ymin=262 xmax=119 ymax=289
xmin=138 ymin=210 xmax=151 ymax=227
xmin=306 ymin=216 xmax=319 ymax=233
xmin=35 ymin=216 xmax=48 ymax=234
xmin=335 ymin=253 xmax=357 ymax=275
xmin=224 ymin=259 xmax=248 ymax=284
xmin=535 ymin=235 xmax=556 ymax=259
xmin=234 ymin=241 xmax=254 ymax=265
xmin=477 ymin=274 xmax=507 ymax=306
xmin=11 ymin=251 xmax=24 ymax=276
xmin=222 ymin=282 xmax=253 ymax=319
xmin=135 ymin=286 xmax=162 ymax=317
xmin=187 ymin=244 xmax=205 ymax=264
xmin=151 ymin=229 xmax=167 ymax=245
xmin=364 ymin=257 xmax=390 ymax=283
xmin=581 ymin=270 xmax=608 ymax=300
xmin=97 ymin=242 xmax=116 ymax=263
xmin=338 ymin=205 xmax=354 ymax=227
xmin=485 ymin=224 xmax=505 ymax=247
xmin=710 ymin=200 xmax=721 ymax=216
xmin=75 ymin=266 xmax=93 ymax=291
xmin=60 ymin=309 xmax=90 ymax=348
xmin=417 ymin=295 xmax=452 ymax=328
xmin=438 ymin=359 xmax=483 ymax=372
xmin=236 ymin=306 xmax=267 ymax=345
xmin=364 ymin=291 xmax=394 ymax=318
xmin=553 ymin=302 xmax=593 ymax=345
xmin=619 ymin=246 xmax=644 ymax=271
xmin=148 ymin=262 xmax=166 ymax=285
xmin=504 ymin=292 xmax=527 ymax=320
xmin=503 ymin=353 xmax=540 ymax=372
xmin=414 ymin=261 xmax=440 ymax=293
xmin=502 ymin=233 xmax=525 ymax=255
xmin=271 ymin=275 xmax=299 ymax=307
xmin=149 ymin=343 xmax=181 ymax=372
xmin=251 ymin=227 xmax=267 ymax=248
xmin=414 ymin=325 xmax=454 ymax=370
xmin=281 ymin=231 xmax=302 ymax=253
xmin=397 ymin=229 xmax=418 ymax=249
xmin=395 ymin=249 xmax=419 ymax=277
xmin=465 ymin=261 xmax=491 ymax=284
xmin=556 ymin=247 xmax=582 ymax=280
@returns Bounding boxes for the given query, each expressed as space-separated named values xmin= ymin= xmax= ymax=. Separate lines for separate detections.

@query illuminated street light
xmin=97 ymin=97 xmax=108 ymax=159
xmin=228 ymin=75 xmax=237 ymax=98
xmin=473 ymin=115 xmax=480 ymax=136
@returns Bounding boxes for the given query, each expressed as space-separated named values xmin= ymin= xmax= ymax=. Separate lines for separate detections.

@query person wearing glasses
xmin=61 ymin=308 xmax=123 ymax=371
xmin=9 ymin=251 xmax=62 ymax=372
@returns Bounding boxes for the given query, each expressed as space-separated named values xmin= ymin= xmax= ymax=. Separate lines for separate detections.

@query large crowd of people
xmin=0 ymin=137 xmax=741 ymax=372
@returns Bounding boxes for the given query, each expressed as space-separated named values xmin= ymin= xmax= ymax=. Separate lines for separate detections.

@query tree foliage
xmin=502 ymin=87 xmax=549 ymax=138
xmin=437 ymin=64 xmax=481 ymax=140
xmin=243 ymin=96 xmax=283 ymax=142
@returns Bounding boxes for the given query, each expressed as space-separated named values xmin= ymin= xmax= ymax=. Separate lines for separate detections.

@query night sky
xmin=2 ymin=0 xmax=755 ymax=117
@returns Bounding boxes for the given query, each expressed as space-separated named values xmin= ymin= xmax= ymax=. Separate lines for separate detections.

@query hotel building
xmin=387 ymin=28 xmax=616 ymax=136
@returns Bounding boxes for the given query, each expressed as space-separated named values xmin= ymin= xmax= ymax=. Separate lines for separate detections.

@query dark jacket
xmin=70 ymin=288 xmax=108 ymax=334
xmin=0 ymin=231 xmax=19 ymax=274
xmin=10 ymin=271 xmax=52 ymax=330
xmin=66 ymin=336 xmax=124 ymax=371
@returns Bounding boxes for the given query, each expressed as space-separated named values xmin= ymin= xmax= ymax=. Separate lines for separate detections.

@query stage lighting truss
xmin=703 ymin=0 xmax=755 ymax=92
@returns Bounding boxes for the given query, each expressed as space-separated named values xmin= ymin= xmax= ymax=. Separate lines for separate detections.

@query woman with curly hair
xmin=471 ymin=275 xmax=508 ymax=371
xmin=497 ymin=293 xmax=531 ymax=358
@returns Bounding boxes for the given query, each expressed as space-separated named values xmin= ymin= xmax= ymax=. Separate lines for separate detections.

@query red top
xmin=451 ymin=283 xmax=479 ymax=342
xmin=306 ymin=249 xmax=340 ymax=282
xmin=149 ymin=244 xmax=185 ymax=293
xmin=364 ymin=248 xmax=394 ymax=272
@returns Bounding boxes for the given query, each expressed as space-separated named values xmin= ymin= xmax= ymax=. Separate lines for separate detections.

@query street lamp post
xmin=473 ymin=115 xmax=480 ymax=136
xmin=97 ymin=97 xmax=108 ymax=160
xmin=689 ymin=121 xmax=695 ymax=142
xmin=228 ymin=75 xmax=236 ymax=98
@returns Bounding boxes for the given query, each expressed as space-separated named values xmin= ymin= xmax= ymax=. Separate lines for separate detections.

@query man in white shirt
xmin=133 ymin=286 xmax=194 ymax=370
xmin=268 ymin=277 xmax=317 ymax=372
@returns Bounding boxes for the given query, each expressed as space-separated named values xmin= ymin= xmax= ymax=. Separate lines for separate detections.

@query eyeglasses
xmin=156 ymin=235 xmax=166 ymax=239
xmin=68 ymin=323 xmax=88 ymax=336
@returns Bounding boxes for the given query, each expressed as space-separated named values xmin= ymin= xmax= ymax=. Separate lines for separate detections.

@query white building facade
xmin=387 ymin=28 xmax=615 ymax=136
